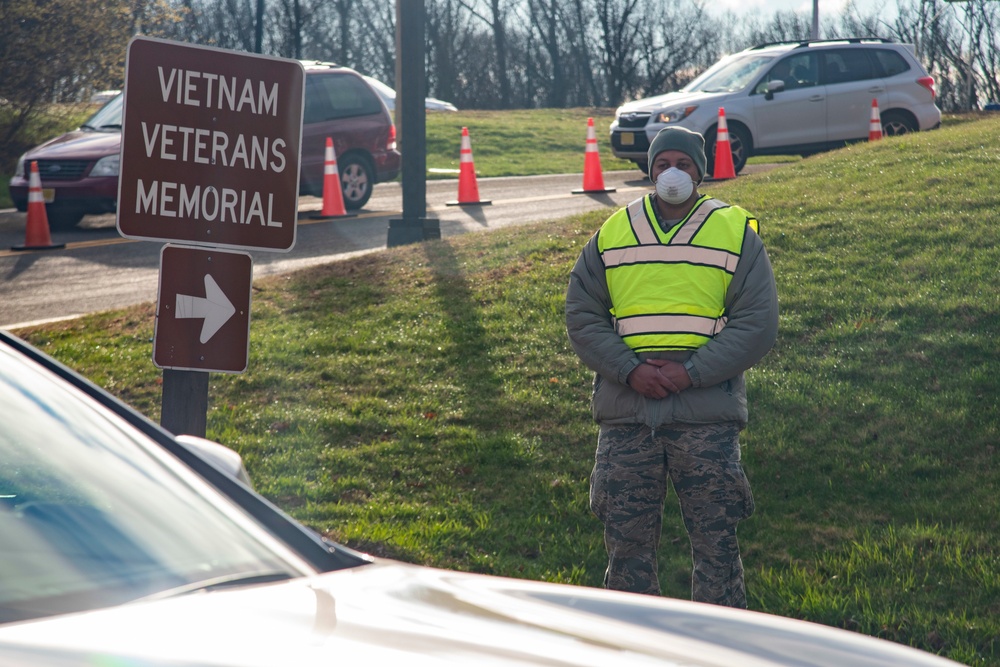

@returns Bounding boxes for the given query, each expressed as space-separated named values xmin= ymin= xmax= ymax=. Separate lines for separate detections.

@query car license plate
xmin=42 ymin=188 xmax=55 ymax=204
xmin=620 ymin=132 xmax=634 ymax=146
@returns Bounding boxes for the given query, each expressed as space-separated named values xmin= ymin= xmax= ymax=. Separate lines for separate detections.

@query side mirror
xmin=765 ymin=79 xmax=786 ymax=101
xmin=176 ymin=434 xmax=254 ymax=488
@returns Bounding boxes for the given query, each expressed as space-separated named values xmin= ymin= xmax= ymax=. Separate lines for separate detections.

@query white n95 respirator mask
xmin=655 ymin=167 xmax=694 ymax=204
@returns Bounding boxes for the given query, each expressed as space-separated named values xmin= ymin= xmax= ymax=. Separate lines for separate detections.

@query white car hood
xmin=0 ymin=560 xmax=957 ymax=666
xmin=618 ymin=90 xmax=728 ymax=114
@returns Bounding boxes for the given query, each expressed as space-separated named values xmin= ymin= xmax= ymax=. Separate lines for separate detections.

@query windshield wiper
xmin=134 ymin=570 xmax=297 ymax=602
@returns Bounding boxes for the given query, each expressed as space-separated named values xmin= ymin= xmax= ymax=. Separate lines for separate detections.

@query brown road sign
xmin=154 ymin=245 xmax=253 ymax=373
xmin=118 ymin=36 xmax=304 ymax=252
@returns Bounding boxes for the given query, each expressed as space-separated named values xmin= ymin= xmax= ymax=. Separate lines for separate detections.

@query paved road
xmin=0 ymin=166 xmax=780 ymax=329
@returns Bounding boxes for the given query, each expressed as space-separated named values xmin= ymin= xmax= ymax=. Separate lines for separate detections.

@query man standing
xmin=565 ymin=126 xmax=778 ymax=608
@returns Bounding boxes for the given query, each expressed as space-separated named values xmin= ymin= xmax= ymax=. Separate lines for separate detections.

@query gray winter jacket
xmin=565 ymin=198 xmax=779 ymax=428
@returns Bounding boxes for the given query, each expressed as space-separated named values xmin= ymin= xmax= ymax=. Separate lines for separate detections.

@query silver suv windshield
xmin=0 ymin=344 xmax=314 ymax=624
xmin=682 ymin=53 xmax=776 ymax=94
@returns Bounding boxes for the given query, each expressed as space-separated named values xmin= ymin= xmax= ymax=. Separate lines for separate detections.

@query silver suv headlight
xmin=14 ymin=155 xmax=26 ymax=179
xmin=90 ymin=154 xmax=120 ymax=177
xmin=656 ymin=106 xmax=698 ymax=124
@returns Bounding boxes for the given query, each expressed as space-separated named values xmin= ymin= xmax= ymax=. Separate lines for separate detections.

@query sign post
xmin=118 ymin=36 xmax=304 ymax=435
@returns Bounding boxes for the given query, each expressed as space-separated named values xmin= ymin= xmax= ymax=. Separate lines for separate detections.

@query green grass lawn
xmin=12 ymin=115 xmax=1000 ymax=665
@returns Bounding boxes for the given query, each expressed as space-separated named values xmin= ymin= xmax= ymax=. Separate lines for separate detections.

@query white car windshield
xmin=682 ymin=53 xmax=775 ymax=94
xmin=0 ymin=344 xmax=314 ymax=624
xmin=362 ymin=76 xmax=396 ymax=100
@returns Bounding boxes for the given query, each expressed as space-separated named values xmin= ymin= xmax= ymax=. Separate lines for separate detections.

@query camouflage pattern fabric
xmin=589 ymin=421 xmax=754 ymax=607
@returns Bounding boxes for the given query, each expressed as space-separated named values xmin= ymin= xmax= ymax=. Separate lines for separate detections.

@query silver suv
xmin=610 ymin=38 xmax=941 ymax=176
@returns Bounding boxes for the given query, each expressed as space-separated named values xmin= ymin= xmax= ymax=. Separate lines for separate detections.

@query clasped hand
xmin=626 ymin=359 xmax=693 ymax=399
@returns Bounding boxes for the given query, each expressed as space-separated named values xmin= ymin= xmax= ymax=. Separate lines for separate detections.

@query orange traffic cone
xmin=573 ymin=117 xmax=616 ymax=194
xmin=868 ymin=99 xmax=883 ymax=141
xmin=446 ymin=127 xmax=491 ymax=206
xmin=12 ymin=161 xmax=65 ymax=251
xmin=711 ymin=107 xmax=736 ymax=180
xmin=310 ymin=137 xmax=356 ymax=218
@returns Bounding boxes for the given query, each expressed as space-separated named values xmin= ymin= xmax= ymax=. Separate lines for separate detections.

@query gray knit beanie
xmin=647 ymin=127 xmax=707 ymax=182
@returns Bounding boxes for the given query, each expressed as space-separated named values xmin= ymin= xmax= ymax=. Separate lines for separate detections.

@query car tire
xmin=881 ymin=111 xmax=916 ymax=137
xmin=635 ymin=160 xmax=649 ymax=175
xmin=338 ymin=154 xmax=375 ymax=210
xmin=705 ymin=124 xmax=750 ymax=178
xmin=45 ymin=207 xmax=84 ymax=231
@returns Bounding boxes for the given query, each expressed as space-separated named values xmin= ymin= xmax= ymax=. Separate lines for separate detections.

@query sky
xmin=708 ymin=0 xmax=881 ymax=21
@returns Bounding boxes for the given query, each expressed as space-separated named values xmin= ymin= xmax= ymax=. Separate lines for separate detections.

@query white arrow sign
xmin=176 ymin=274 xmax=236 ymax=344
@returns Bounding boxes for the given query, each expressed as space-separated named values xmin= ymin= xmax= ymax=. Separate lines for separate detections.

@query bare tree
xmin=255 ymin=0 xmax=265 ymax=52
xmin=975 ymin=0 xmax=1000 ymax=104
xmin=457 ymin=0 xmax=516 ymax=107
xmin=594 ymin=0 xmax=644 ymax=105
xmin=564 ymin=0 xmax=603 ymax=106
xmin=8 ymin=0 xmax=998 ymax=120
xmin=270 ymin=0 xmax=306 ymax=58
xmin=427 ymin=0 xmax=467 ymax=104
xmin=526 ymin=0 xmax=567 ymax=107
xmin=330 ymin=0 xmax=356 ymax=65
xmin=352 ymin=1 xmax=396 ymax=79
xmin=953 ymin=0 xmax=1000 ymax=108
xmin=453 ymin=17 xmax=506 ymax=106
xmin=886 ymin=0 xmax=967 ymax=111
xmin=636 ymin=2 xmax=717 ymax=99
xmin=738 ymin=10 xmax=813 ymax=47
xmin=130 ymin=0 xmax=184 ymax=34
xmin=160 ymin=0 xmax=257 ymax=50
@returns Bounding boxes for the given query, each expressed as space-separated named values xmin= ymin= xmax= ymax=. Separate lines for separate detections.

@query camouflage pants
xmin=589 ymin=422 xmax=754 ymax=607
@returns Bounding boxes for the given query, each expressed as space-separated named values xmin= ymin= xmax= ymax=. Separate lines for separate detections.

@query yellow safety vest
xmin=598 ymin=194 xmax=759 ymax=352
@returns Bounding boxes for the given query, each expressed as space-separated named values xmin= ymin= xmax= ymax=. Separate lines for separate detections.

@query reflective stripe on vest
xmin=615 ymin=313 xmax=729 ymax=338
xmin=598 ymin=194 xmax=753 ymax=351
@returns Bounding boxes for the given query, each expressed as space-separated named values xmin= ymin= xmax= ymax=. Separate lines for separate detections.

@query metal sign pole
xmin=161 ymin=369 xmax=209 ymax=437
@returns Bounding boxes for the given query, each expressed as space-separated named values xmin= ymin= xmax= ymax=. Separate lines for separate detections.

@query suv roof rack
xmin=749 ymin=37 xmax=894 ymax=51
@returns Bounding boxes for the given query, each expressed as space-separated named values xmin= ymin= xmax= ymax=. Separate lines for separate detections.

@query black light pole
xmin=387 ymin=0 xmax=439 ymax=246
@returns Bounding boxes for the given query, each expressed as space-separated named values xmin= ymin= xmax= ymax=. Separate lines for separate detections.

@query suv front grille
xmin=36 ymin=160 xmax=90 ymax=181
xmin=616 ymin=112 xmax=651 ymax=129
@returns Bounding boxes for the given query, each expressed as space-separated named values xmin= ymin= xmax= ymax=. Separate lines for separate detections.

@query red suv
xmin=8 ymin=62 xmax=400 ymax=229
